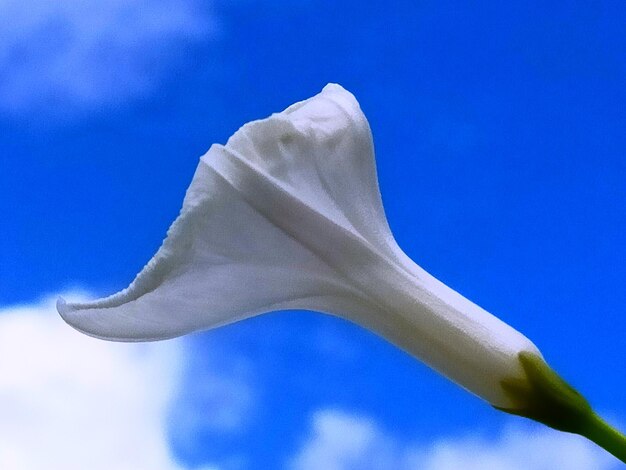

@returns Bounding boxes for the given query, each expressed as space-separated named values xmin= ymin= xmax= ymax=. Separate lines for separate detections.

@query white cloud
xmin=289 ymin=410 xmax=399 ymax=470
xmin=166 ymin=343 xmax=255 ymax=470
xmin=290 ymin=409 xmax=622 ymax=470
xmin=179 ymin=356 xmax=255 ymax=435
xmin=0 ymin=293 xmax=185 ymax=470
xmin=0 ymin=0 xmax=214 ymax=116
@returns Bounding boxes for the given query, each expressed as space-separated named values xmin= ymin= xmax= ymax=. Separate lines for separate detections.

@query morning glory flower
xmin=58 ymin=84 xmax=626 ymax=460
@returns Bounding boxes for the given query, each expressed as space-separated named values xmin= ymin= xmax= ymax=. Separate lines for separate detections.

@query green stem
xmin=581 ymin=412 xmax=626 ymax=463
xmin=496 ymin=352 xmax=626 ymax=464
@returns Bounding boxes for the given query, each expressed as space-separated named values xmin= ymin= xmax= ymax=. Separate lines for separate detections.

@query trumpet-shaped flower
xmin=58 ymin=84 xmax=626 ymax=460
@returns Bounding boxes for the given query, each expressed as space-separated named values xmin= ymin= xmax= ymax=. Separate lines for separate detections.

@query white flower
xmin=58 ymin=84 xmax=540 ymax=409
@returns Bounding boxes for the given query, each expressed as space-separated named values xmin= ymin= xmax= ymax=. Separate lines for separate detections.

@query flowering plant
xmin=59 ymin=84 xmax=625 ymax=462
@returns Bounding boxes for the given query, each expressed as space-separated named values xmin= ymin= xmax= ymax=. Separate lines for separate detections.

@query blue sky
xmin=0 ymin=1 xmax=625 ymax=469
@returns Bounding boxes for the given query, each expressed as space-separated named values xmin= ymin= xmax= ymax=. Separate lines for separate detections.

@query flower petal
xmin=58 ymin=84 xmax=386 ymax=341
xmin=58 ymin=83 xmax=541 ymax=410
xmin=221 ymin=83 xmax=403 ymax=263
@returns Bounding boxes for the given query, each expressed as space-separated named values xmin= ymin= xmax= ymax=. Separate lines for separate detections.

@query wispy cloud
xmin=0 ymin=293 xmax=184 ymax=469
xmin=168 ymin=345 xmax=256 ymax=468
xmin=289 ymin=410 xmax=400 ymax=470
xmin=289 ymin=409 xmax=622 ymax=470
xmin=0 ymin=0 xmax=214 ymax=117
